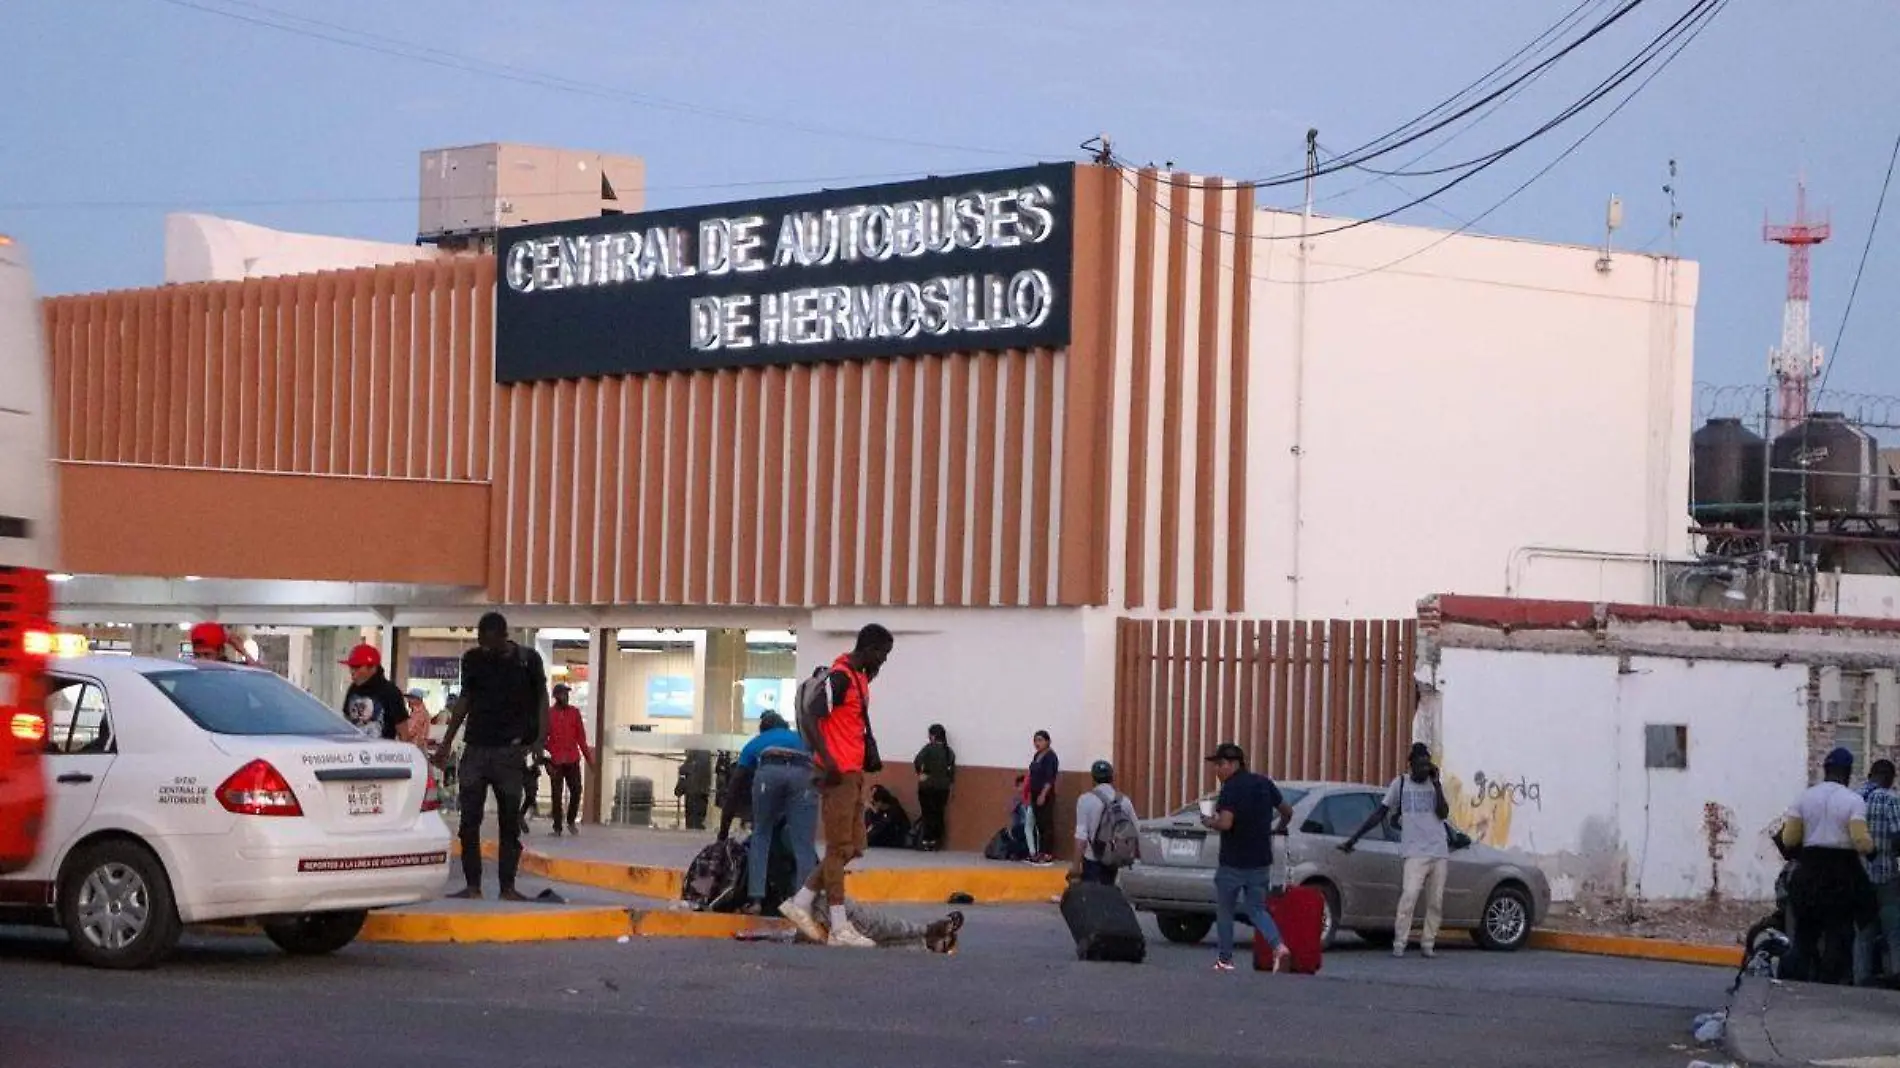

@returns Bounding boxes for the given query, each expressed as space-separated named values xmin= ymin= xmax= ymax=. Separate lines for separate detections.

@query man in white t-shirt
xmin=1779 ymin=747 xmax=1877 ymax=985
xmin=1069 ymin=760 xmax=1136 ymax=887
xmin=1341 ymin=742 xmax=1451 ymax=958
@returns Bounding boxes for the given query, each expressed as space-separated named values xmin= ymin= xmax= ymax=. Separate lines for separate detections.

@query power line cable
xmin=1119 ymin=0 xmax=1722 ymax=241
xmin=148 ymin=0 xmax=1055 ymax=160
xmin=1817 ymin=130 xmax=1900 ymax=395
xmin=1173 ymin=0 xmax=1722 ymax=286
xmin=1145 ymin=0 xmax=1657 ymax=192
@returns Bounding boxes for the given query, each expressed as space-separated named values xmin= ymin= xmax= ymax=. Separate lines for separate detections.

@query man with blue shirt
xmin=739 ymin=711 xmax=820 ymax=916
xmin=1201 ymin=742 xmax=1295 ymax=973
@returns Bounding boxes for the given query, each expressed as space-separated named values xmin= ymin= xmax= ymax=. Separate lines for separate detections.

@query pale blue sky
xmin=3 ymin=1 xmax=1895 ymax=400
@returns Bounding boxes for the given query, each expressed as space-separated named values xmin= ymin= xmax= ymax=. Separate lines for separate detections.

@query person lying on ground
xmin=753 ymin=893 xmax=962 ymax=953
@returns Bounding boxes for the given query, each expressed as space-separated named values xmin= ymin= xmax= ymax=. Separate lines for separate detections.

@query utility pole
xmin=1289 ymin=128 xmax=1317 ymax=617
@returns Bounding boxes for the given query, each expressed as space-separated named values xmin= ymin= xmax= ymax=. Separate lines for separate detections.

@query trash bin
xmin=614 ymin=776 xmax=655 ymax=826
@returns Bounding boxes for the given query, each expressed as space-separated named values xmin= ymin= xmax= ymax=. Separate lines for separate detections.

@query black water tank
xmin=1691 ymin=418 xmax=1766 ymax=517
xmin=1770 ymin=412 xmax=1880 ymax=514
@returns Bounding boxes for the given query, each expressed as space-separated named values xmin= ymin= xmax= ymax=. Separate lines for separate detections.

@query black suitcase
xmin=1059 ymin=882 xmax=1146 ymax=963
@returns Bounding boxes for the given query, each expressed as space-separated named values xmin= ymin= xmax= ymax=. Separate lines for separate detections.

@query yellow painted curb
xmin=1528 ymin=929 xmax=1742 ymax=968
xmin=454 ymin=838 xmax=1063 ymax=905
xmin=843 ymin=866 xmax=1068 ymax=904
xmin=631 ymin=910 xmax=787 ymax=940
xmin=361 ymin=907 xmax=635 ymax=944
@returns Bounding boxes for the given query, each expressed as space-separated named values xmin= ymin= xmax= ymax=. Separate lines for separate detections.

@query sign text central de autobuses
xmin=502 ymin=182 xmax=1059 ymax=353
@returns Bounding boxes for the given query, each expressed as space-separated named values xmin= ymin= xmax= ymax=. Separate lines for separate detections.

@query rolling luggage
xmin=1254 ymin=883 xmax=1325 ymax=974
xmin=1060 ymin=881 xmax=1146 ymax=963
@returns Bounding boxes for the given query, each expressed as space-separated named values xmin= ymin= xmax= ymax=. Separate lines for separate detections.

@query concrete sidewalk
xmin=1727 ymin=976 xmax=1900 ymax=1067
xmin=465 ymin=819 xmax=1069 ymax=904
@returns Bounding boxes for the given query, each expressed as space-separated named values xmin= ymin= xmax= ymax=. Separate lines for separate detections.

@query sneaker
xmin=551 ymin=825 xmax=563 ymax=838
xmin=1213 ymin=957 xmax=1236 ymax=972
xmin=828 ymin=923 xmax=877 ymax=948
xmin=1273 ymin=946 xmax=1293 ymax=974
xmin=1421 ymin=945 xmax=1437 ymax=959
xmin=1392 ymin=945 xmax=1406 ymax=959
xmin=776 ymin=899 xmax=827 ymax=944
xmin=567 ymin=823 xmax=579 ymax=837
xmin=925 ymin=911 xmax=965 ymax=954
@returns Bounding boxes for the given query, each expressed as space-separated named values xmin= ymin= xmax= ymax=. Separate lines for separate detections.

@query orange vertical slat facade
xmin=1192 ymin=181 xmax=1222 ymax=612
xmin=711 ymin=370 xmax=739 ymax=605
xmin=1157 ymin=176 xmax=1190 ymax=611
xmin=781 ymin=365 xmax=811 ymax=606
xmin=969 ymin=355 xmax=999 ymax=605
xmin=1226 ymin=185 xmax=1255 ymax=613
xmin=861 ymin=359 xmax=889 ymax=606
xmin=808 ymin=365 xmax=838 ymax=606
xmin=1028 ymin=348 xmax=1056 ymax=606
xmin=999 ymin=350 xmax=1027 ymax=605
xmin=735 ymin=368 xmax=762 ymax=604
xmin=311 ymin=273 xmax=337 ymax=475
xmin=758 ymin=367 xmax=788 ymax=605
xmin=662 ymin=374 xmax=691 ymax=604
xmin=639 ymin=377 xmax=666 ymax=602
xmin=886 ymin=359 xmax=916 ymax=605
xmin=447 ymin=258 xmax=476 ymax=481
xmin=470 ymin=257 xmax=496 ymax=482
xmin=834 ymin=362 xmax=864 ymax=605
xmin=942 ymin=354 xmax=971 ymax=606
xmin=914 ymin=355 xmax=944 ymax=606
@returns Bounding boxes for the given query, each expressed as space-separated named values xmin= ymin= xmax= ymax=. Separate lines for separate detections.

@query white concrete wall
xmin=808 ymin=606 xmax=1102 ymax=772
xmin=1434 ymin=646 xmax=1808 ymax=903
xmin=1243 ymin=215 xmax=1699 ymax=618
xmin=1815 ymin=572 xmax=1900 ymax=619
xmin=164 ymin=213 xmax=442 ymax=284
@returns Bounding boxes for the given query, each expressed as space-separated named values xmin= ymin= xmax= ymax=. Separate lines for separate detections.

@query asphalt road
xmin=0 ymin=906 xmax=1734 ymax=1068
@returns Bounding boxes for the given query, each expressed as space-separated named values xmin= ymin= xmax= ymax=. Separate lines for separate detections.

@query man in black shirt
xmin=1201 ymin=742 xmax=1295 ymax=973
xmin=339 ymin=643 xmax=409 ymax=740
xmin=434 ymin=612 xmax=548 ymax=901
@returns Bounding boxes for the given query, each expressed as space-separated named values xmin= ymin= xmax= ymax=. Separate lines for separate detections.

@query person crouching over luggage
xmin=1201 ymin=743 xmax=1294 ymax=973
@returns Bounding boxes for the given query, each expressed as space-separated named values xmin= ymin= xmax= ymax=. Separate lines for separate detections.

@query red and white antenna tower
xmin=1764 ymin=180 xmax=1830 ymax=435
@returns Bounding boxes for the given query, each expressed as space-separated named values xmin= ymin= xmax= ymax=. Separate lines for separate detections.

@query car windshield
xmin=145 ymin=668 xmax=360 ymax=737
xmin=1170 ymin=787 xmax=1307 ymax=818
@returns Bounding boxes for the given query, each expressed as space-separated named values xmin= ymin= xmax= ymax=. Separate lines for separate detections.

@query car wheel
xmin=1473 ymin=884 xmax=1534 ymax=952
xmin=263 ymin=910 xmax=370 ymax=956
xmin=59 ymin=839 xmax=183 ymax=970
xmin=1304 ymin=881 xmax=1341 ymax=950
xmin=1155 ymin=912 xmax=1214 ymax=945
xmin=1355 ymin=928 xmax=1398 ymax=948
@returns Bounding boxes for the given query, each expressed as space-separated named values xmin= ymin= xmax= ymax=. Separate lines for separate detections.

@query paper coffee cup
xmin=1198 ymin=800 xmax=1215 ymax=818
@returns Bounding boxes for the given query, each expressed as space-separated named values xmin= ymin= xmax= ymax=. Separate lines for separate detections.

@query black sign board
xmin=494 ymin=163 xmax=1075 ymax=383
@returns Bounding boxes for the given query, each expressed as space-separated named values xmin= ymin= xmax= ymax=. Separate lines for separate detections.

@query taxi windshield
xmin=145 ymin=668 xmax=359 ymax=737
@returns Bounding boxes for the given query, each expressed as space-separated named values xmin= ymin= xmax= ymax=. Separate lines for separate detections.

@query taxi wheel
xmin=263 ymin=910 xmax=369 ymax=956
xmin=59 ymin=839 xmax=183 ymax=970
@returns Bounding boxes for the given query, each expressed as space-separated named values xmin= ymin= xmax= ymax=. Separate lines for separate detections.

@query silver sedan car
xmin=1118 ymin=781 xmax=1551 ymax=951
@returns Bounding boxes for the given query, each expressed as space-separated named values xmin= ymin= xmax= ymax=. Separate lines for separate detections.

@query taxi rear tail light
xmin=421 ymin=770 xmax=441 ymax=813
xmin=216 ymin=760 xmax=303 ymax=817
xmin=9 ymin=711 xmax=45 ymax=743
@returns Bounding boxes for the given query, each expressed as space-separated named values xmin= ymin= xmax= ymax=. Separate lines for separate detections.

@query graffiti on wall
xmin=1443 ymin=770 xmax=1545 ymax=849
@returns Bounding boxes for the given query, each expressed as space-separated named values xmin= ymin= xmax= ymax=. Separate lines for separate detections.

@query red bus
xmin=0 ymin=235 xmax=55 ymax=873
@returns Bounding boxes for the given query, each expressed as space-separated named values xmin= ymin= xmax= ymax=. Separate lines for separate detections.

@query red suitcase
xmin=1254 ymin=884 xmax=1324 ymax=974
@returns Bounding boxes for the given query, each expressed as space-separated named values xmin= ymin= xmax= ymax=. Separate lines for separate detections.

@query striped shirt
xmin=1859 ymin=782 xmax=1900 ymax=885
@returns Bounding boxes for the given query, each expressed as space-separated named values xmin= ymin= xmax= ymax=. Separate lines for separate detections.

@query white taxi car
xmin=0 ymin=655 xmax=451 ymax=968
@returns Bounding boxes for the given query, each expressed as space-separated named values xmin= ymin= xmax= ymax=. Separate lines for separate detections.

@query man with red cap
xmin=340 ymin=642 xmax=410 ymax=741
xmin=187 ymin=622 xmax=254 ymax=664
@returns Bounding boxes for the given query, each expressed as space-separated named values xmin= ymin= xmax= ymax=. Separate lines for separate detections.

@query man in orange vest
xmin=778 ymin=624 xmax=894 ymax=949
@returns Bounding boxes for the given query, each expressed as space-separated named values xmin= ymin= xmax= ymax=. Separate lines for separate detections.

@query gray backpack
xmin=1092 ymin=791 xmax=1142 ymax=869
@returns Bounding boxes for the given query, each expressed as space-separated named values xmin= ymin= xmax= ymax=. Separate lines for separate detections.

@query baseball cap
xmin=188 ymin=622 xmax=227 ymax=648
xmin=1205 ymin=743 xmax=1246 ymax=764
xmin=406 ymin=687 xmax=427 ymax=701
xmin=1823 ymin=746 xmax=1855 ymax=770
xmin=552 ymin=682 xmax=571 ymax=695
xmin=340 ymin=643 xmax=382 ymax=670
xmin=1090 ymin=759 xmax=1115 ymax=784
